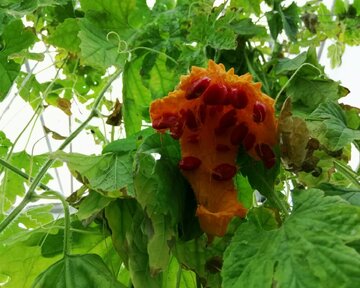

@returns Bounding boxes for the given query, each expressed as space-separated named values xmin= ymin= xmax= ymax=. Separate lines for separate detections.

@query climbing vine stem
xmin=0 ymin=68 xmax=122 ymax=233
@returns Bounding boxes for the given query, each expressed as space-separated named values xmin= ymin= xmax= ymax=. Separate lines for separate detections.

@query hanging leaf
xmin=32 ymin=254 xmax=125 ymax=288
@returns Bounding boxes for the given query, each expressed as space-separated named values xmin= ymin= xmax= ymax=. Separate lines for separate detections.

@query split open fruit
xmin=150 ymin=60 xmax=277 ymax=237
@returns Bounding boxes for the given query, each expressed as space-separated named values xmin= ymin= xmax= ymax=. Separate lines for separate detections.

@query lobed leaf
xmin=222 ymin=189 xmax=360 ymax=287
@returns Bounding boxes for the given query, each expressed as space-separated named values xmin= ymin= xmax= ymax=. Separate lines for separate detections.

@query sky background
xmin=0 ymin=0 xmax=359 ymax=196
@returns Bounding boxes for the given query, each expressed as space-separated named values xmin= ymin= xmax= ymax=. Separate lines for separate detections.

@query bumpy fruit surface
xmin=150 ymin=60 xmax=277 ymax=237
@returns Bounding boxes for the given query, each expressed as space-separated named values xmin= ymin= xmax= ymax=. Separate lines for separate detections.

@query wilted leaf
xmin=327 ymin=41 xmax=345 ymax=68
xmin=278 ymin=98 xmax=318 ymax=171
xmin=222 ymin=189 xmax=360 ymax=287
xmin=106 ymin=99 xmax=122 ymax=126
xmin=43 ymin=126 xmax=67 ymax=140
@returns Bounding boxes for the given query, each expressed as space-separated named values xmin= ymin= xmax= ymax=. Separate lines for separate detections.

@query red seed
xmin=230 ymin=87 xmax=248 ymax=109
xmin=152 ymin=112 xmax=179 ymax=130
xmin=202 ymin=83 xmax=228 ymax=105
xmin=216 ymin=144 xmax=231 ymax=152
xmin=186 ymin=77 xmax=211 ymax=100
xmin=253 ymin=101 xmax=266 ymax=123
xmin=212 ymin=163 xmax=237 ymax=181
xmin=184 ymin=109 xmax=198 ymax=130
xmin=230 ymin=123 xmax=248 ymax=145
xmin=170 ymin=122 xmax=183 ymax=139
xmin=255 ymin=143 xmax=276 ymax=168
xmin=179 ymin=156 xmax=202 ymax=170
xmin=218 ymin=109 xmax=237 ymax=130
xmin=243 ymin=133 xmax=256 ymax=150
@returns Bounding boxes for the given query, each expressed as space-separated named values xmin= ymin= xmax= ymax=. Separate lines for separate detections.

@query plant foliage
xmin=1 ymin=0 xmax=360 ymax=287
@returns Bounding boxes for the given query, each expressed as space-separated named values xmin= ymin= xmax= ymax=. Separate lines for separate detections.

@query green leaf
xmin=327 ymin=42 xmax=345 ymax=68
xmin=105 ymin=199 xmax=162 ymax=288
xmin=230 ymin=18 xmax=267 ymax=38
xmin=318 ymin=183 xmax=360 ymax=206
xmin=122 ymin=56 xmax=152 ymax=135
xmin=0 ymin=19 xmax=37 ymax=57
xmin=288 ymin=77 xmax=342 ymax=112
xmin=354 ymin=0 xmax=360 ymax=16
xmin=77 ymin=191 xmax=113 ymax=221
xmin=234 ymin=174 xmax=254 ymax=209
xmin=0 ymin=131 xmax=12 ymax=157
xmin=236 ymin=148 xmax=281 ymax=206
xmin=32 ymin=254 xmax=125 ymax=288
xmin=266 ymin=11 xmax=283 ymax=40
xmin=0 ymin=204 xmax=54 ymax=245
xmin=334 ymin=0 xmax=347 ymax=16
xmin=0 ymin=152 xmax=52 ymax=212
xmin=102 ymin=128 xmax=153 ymax=154
xmin=161 ymin=256 xmax=197 ymax=287
xmin=174 ymin=236 xmax=225 ymax=288
xmin=141 ymin=54 xmax=179 ymax=100
xmin=134 ymin=133 xmax=187 ymax=271
xmin=275 ymin=51 xmax=307 ymax=74
xmin=279 ymin=2 xmax=300 ymax=41
xmin=78 ymin=19 xmax=126 ymax=69
xmin=15 ymin=72 xmax=43 ymax=109
xmin=47 ymin=18 xmax=81 ymax=53
xmin=79 ymin=0 xmax=151 ymax=41
xmin=52 ymin=150 xmax=134 ymax=197
xmin=0 ymin=239 xmax=62 ymax=288
xmin=309 ymin=101 xmax=360 ymax=150
xmin=230 ymin=0 xmax=261 ymax=16
xmin=222 ymin=189 xmax=360 ymax=287
xmin=0 ymin=56 xmax=20 ymax=101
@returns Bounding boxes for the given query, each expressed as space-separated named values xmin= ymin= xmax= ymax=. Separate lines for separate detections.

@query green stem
xmin=0 ymin=158 xmax=50 ymax=191
xmin=40 ymin=191 xmax=71 ymax=256
xmin=0 ymin=69 xmax=122 ymax=233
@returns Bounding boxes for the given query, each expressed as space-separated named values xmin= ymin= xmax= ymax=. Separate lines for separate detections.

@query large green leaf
xmin=78 ymin=19 xmax=126 ymax=69
xmin=52 ymin=150 xmax=134 ymax=197
xmin=47 ymin=18 xmax=81 ymax=53
xmin=309 ymin=101 xmax=360 ymax=150
xmin=32 ymin=254 xmax=125 ymax=288
xmin=133 ymin=133 xmax=187 ymax=271
xmin=222 ymin=189 xmax=360 ymax=287
xmin=287 ymin=77 xmax=342 ymax=112
xmin=79 ymin=0 xmax=151 ymax=40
